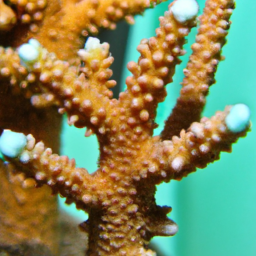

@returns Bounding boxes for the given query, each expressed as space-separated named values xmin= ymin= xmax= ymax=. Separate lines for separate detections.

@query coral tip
xmin=18 ymin=39 xmax=41 ymax=67
xmin=225 ymin=104 xmax=251 ymax=133
xmin=0 ymin=130 xmax=27 ymax=158
xmin=171 ymin=0 xmax=199 ymax=23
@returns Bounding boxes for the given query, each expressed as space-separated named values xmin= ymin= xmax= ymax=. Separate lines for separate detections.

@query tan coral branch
xmin=5 ymin=134 xmax=98 ymax=209
xmin=117 ymin=0 xmax=198 ymax=136
xmin=0 ymin=41 xmax=116 ymax=133
xmin=157 ymin=106 xmax=249 ymax=181
xmin=33 ymin=0 xmax=165 ymax=61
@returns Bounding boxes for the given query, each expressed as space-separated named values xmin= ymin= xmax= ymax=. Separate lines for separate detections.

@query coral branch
xmin=0 ymin=131 xmax=97 ymax=209
xmin=161 ymin=0 xmax=235 ymax=140
xmin=124 ymin=104 xmax=250 ymax=184
xmin=1 ymin=0 xmax=164 ymax=61
xmin=157 ymin=104 xmax=250 ymax=181
xmin=118 ymin=0 xmax=199 ymax=135
xmin=33 ymin=0 xmax=165 ymax=61
xmin=0 ymin=39 xmax=116 ymax=132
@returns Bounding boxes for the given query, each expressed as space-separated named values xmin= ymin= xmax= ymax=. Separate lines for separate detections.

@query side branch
xmin=117 ymin=0 xmax=199 ymax=135
xmin=75 ymin=0 xmax=167 ymax=31
xmin=0 ymin=40 xmax=115 ymax=134
xmin=161 ymin=0 xmax=235 ymax=140
xmin=34 ymin=0 xmax=165 ymax=60
xmin=148 ymin=104 xmax=250 ymax=182
xmin=0 ymin=131 xmax=98 ymax=208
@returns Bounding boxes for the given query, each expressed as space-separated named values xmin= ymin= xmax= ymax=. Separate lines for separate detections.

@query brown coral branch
xmin=161 ymin=0 xmax=235 ymax=140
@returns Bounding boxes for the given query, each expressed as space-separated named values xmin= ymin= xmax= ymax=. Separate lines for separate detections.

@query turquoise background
xmin=60 ymin=0 xmax=256 ymax=255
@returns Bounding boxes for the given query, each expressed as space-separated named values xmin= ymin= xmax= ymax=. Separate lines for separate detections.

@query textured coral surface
xmin=0 ymin=0 xmax=251 ymax=255
xmin=0 ymin=0 xmax=161 ymax=254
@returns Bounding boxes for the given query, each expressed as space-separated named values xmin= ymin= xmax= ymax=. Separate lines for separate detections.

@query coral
xmin=0 ymin=0 xmax=162 ymax=254
xmin=0 ymin=0 xmax=251 ymax=255
xmin=0 ymin=0 xmax=163 ymax=60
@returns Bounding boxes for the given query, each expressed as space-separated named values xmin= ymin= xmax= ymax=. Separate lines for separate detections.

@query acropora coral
xmin=0 ymin=0 xmax=251 ymax=255
xmin=0 ymin=0 xmax=163 ymax=254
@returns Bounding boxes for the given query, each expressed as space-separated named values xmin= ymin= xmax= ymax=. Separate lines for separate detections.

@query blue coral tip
xmin=0 ymin=130 xmax=27 ymax=158
xmin=225 ymin=104 xmax=251 ymax=133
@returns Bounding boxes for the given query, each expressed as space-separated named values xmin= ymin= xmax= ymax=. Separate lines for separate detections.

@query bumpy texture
xmin=0 ymin=0 xmax=162 ymax=255
xmin=0 ymin=0 xmax=251 ymax=255
xmin=0 ymin=0 xmax=164 ymax=61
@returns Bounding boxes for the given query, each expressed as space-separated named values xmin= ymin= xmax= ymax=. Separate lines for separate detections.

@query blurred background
xmin=59 ymin=0 xmax=256 ymax=255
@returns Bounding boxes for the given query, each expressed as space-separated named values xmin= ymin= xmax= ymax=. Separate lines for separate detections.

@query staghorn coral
xmin=0 ymin=0 xmax=252 ymax=255
xmin=0 ymin=0 xmax=163 ymax=254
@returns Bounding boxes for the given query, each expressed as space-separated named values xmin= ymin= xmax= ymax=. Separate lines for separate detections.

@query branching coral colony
xmin=0 ymin=0 xmax=251 ymax=255
xmin=0 ymin=0 xmax=165 ymax=254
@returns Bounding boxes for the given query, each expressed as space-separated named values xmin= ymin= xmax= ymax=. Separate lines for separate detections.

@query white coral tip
xmin=164 ymin=222 xmax=179 ymax=236
xmin=18 ymin=39 xmax=41 ymax=66
xmin=225 ymin=104 xmax=250 ymax=133
xmin=28 ymin=39 xmax=41 ymax=49
xmin=171 ymin=156 xmax=184 ymax=171
xmin=19 ymin=151 xmax=30 ymax=163
xmin=171 ymin=0 xmax=199 ymax=23
xmin=0 ymin=130 xmax=27 ymax=158
xmin=84 ymin=37 xmax=101 ymax=51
